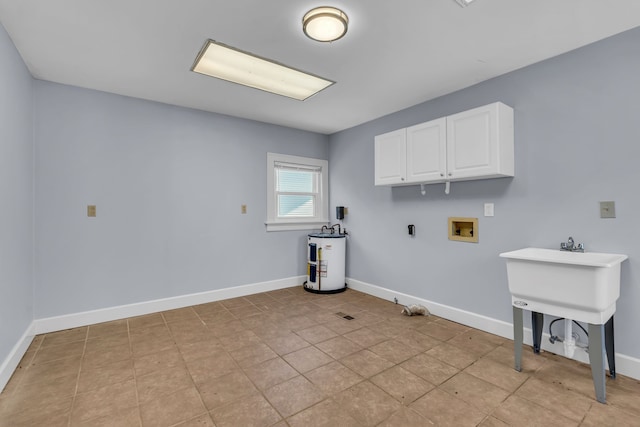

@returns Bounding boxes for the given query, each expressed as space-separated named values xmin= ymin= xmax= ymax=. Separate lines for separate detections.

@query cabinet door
xmin=446 ymin=104 xmax=495 ymax=180
xmin=406 ymin=118 xmax=447 ymax=183
xmin=446 ymin=102 xmax=514 ymax=180
xmin=374 ymin=129 xmax=406 ymax=185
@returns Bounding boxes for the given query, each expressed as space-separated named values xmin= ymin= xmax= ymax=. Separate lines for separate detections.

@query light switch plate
xmin=87 ymin=205 xmax=96 ymax=217
xmin=241 ymin=204 xmax=247 ymax=214
xmin=600 ymin=201 xmax=615 ymax=218
xmin=484 ymin=203 xmax=494 ymax=217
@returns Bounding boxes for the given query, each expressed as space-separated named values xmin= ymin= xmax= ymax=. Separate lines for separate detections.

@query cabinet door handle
xmin=440 ymin=173 xmax=444 ymax=177
xmin=401 ymin=177 xmax=405 ymax=181
xmin=448 ymin=173 xmax=452 ymax=177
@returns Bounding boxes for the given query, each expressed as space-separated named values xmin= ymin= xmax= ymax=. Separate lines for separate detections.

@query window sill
xmin=265 ymin=221 xmax=329 ymax=232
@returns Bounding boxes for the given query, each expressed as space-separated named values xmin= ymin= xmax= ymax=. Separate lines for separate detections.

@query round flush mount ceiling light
xmin=302 ymin=6 xmax=349 ymax=42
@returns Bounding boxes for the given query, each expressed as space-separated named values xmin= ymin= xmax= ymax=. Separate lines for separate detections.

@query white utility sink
xmin=500 ymin=247 xmax=628 ymax=324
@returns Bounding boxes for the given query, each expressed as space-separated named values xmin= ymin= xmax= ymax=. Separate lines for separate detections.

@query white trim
xmin=266 ymin=152 xmax=329 ymax=232
xmin=265 ymin=221 xmax=329 ymax=232
xmin=346 ymin=277 xmax=640 ymax=380
xmin=0 ymin=321 xmax=35 ymax=393
xmin=33 ymin=276 xmax=304 ymax=335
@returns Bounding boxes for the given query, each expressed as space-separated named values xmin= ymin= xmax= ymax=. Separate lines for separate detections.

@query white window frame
xmin=266 ymin=152 xmax=329 ymax=232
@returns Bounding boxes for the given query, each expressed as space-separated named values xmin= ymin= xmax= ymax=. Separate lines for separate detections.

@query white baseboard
xmin=0 ymin=322 xmax=35 ymax=393
xmin=2 ymin=276 xmax=303 ymax=393
xmin=4 ymin=275 xmax=637 ymax=392
xmin=346 ymin=278 xmax=640 ymax=380
xmin=33 ymin=276 xmax=305 ymax=334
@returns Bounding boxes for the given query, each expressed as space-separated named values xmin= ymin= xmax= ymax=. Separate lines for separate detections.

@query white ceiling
xmin=1 ymin=1 xmax=639 ymax=134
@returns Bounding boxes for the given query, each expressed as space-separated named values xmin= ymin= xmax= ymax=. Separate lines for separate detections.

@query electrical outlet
xmin=599 ymin=201 xmax=615 ymax=218
xmin=241 ymin=204 xmax=247 ymax=214
xmin=484 ymin=203 xmax=494 ymax=217
xmin=87 ymin=205 xmax=96 ymax=217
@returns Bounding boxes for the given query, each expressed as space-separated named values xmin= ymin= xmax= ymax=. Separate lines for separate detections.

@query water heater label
xmin=319 ymin=260 xmax=328 ymax=277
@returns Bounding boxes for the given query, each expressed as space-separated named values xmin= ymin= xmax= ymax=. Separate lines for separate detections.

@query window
xmin=266 ymin=153 xmax=329 ymax=231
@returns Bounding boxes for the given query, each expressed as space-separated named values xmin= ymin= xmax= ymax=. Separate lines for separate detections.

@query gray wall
xmin=329 ymin=27 xmax=640 ymax=359
xmin=34 ymin=82 xmax=328 ymax=318
xmin=0 ymin=24 xmax=34 ymax=363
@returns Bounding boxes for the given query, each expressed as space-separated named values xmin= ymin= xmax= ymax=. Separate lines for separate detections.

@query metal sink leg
xmin=513 ymin=306 xmax=523 ymax=372
xmin=605 ymin=316 xmax=616 ymax=378
xmin=588 ymin=322 xmax=607 ymax=403
xmin=531 ymin=311 xmax=544 ymax=353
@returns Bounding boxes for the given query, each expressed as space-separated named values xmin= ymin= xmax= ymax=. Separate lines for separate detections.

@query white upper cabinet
xmin=374 ymin=128 xmax=406 ymax=185
xmin=374 ymin=102 xmax=514 ymax=186
xmin=375 ymin=118 xmax=446 ymax=186
xmin=406 ymin=118 xmax=447 ymax=182
xmin=446 ymin=102 xmax=514 ymax=181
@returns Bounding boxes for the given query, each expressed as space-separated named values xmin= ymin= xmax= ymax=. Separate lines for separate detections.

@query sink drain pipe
xmin=564 ymin=319 xmax=576 ymax=358
xmin=549 ymin=318 xmax=589 ymax=355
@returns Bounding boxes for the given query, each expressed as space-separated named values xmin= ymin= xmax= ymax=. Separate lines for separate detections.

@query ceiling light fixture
xmin=191 ymin=40 xmax=334 ymax=101
xmin=302 ymin=6 xmax=349 ymax=42
xmin=454 ymin=0 xmax=475 ymax=7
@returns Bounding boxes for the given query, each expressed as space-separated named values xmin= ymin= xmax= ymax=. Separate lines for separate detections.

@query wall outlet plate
xmin=599 ymin=201 xmax=615 ymax=218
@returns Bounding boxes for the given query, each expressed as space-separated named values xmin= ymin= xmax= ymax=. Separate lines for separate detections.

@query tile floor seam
xmin=309 ymin=343 xmax=340 ymax=367
xmin=476 ymin=413 xmax=496 ymax=426
xmin=254 ymin=389 xmax=288 ymax=423
xmin=197 ymin=306 xmax=290 ymax=424
xmin=163 ymin=312 xmax=217 ymax=427
xmin=439 ymin=372 xmax=512 ymax=422
xmin=65 ymin=326 xmax=89 ymax=427
xmin=361 ymin=355 xmax=408 ymax=381
xmin=126 ymin=316 xmax=144 ymax=427
xmin=226 ymin=326 xmax=325 ymax=423
xmin=246 ymin=312 xmax=344 ymax=421
xmin=510 ymin=371 xmax=600 ymax=422
xmin=275 ymin=394 xmax=326 ymax=422
xmin=191 ymin=306 xmax=208 ymax=327
xmin=577 ymin=403 xmax=594 ymax=426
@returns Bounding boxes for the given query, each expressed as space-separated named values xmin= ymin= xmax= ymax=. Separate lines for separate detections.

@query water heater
xmin=305 ymin=233 xmax=346 ymax=294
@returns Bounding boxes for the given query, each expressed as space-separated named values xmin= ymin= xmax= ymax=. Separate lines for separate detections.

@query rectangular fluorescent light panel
xmin=191 ymin=40 xmax=334 ymax=101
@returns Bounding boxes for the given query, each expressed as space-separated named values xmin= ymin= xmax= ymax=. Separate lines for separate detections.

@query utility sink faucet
xmin=560 ymin=236 xmax=584 ymax=252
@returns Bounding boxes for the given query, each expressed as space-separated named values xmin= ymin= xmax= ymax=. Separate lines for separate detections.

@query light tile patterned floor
xmin=0 ymin=287 xmax=638 ymax=426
